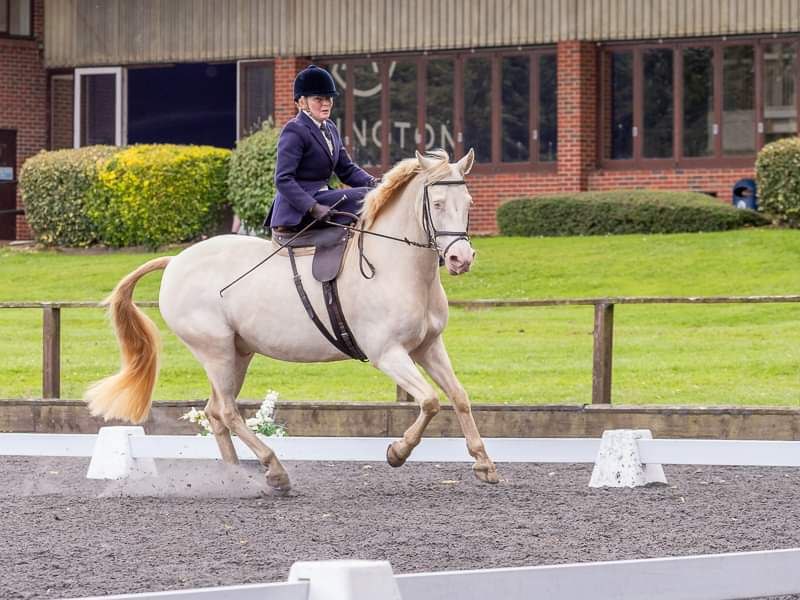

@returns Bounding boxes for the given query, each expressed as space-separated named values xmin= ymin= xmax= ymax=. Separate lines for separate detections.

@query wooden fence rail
xmin=2 ymin=296 xmax=799 ymax=403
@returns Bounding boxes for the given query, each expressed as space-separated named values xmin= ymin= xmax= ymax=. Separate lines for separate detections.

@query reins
xmin=218 ymin=178 xmax=471 ymax=295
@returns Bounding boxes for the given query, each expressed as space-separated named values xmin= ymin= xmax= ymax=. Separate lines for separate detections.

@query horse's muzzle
xmin=445 ymin=241 xmax=475 ymax=275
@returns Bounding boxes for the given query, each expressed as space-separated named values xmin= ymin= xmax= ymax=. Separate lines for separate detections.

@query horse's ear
xmin=457 ymin=148 xmax=475 ymax=175
xmin=416 ymin=150 xmax=439 ymax=171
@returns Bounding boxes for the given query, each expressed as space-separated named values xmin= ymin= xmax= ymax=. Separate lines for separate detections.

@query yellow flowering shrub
xmin=88 ymin=144 xmax=231 ymax=247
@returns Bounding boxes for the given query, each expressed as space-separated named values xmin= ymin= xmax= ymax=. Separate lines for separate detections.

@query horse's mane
xmin=361 ymin=149 xmax=453 ymax=228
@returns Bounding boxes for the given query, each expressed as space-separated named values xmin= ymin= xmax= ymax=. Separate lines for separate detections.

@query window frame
xmin=318 ymin=46 xmax=557 ymax=175
xmin=237 ymin=59 xmax=275 ymax=140
xmin=599 ymin=35 xmax=800 ymax=170
xmin=73 ymin=66 xmax=127 ymax=148
xmin=0 ymin=0 xmax=33 ymax=39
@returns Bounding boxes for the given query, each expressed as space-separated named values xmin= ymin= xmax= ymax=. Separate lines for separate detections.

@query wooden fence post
xmin=42 ymin=304 xmax=61 ymax=399
xmin=591 ymin=302 xmax=614 ymax=404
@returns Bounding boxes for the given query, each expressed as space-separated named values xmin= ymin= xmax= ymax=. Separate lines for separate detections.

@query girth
xmin=284 ymin=232 xmax=368 ymax=362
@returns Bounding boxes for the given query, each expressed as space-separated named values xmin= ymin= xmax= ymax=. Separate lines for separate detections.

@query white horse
xmin=85 ymin=149 xmax=498 ymax=491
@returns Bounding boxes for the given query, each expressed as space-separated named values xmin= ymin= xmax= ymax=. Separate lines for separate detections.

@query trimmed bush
xmin=497 ymin=190 xmax=769 ymax=237
xmin=19 ymin=146 xmax=119 ymax=246
xmin=756 ymin=136 xmax=800 ymax=226
xmin=88 ymin=144 xmax=230 ymax=248
xmin=227 ymin=121 xmax=280 ymax=234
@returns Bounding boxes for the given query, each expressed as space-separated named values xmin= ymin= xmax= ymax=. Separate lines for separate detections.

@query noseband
xmin=422 ymin=179 xmax=471 ymax=264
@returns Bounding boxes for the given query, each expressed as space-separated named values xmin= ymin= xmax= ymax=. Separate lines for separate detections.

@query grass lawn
xmin=1 ymin=228 xmax=799 ymax=406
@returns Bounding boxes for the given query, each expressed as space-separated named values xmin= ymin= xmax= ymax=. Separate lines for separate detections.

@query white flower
xmin=180 ymin=407 xmax=200 ymax=422
xmin=180 ymin=393 xmax=287 ymax=438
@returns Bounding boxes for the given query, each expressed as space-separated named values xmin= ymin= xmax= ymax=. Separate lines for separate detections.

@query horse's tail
xmin=84 ymin=256 xmax=172 ymax=424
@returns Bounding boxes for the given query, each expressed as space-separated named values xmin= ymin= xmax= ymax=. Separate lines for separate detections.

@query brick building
xmin=2 ymin=0 xmax=799 ymax=239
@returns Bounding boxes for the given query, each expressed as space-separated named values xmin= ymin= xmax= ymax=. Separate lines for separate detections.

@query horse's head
xmin=415 ymin=149 xmax=476 ymax=276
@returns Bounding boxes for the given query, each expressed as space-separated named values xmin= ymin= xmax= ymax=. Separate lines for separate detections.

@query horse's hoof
xmin=266 ymin=471 xmax=291 ymax=493
xmin=386 ymin=442 xmax=407 ymax=468
xmin=472 ymin=463 xmax=499 ymax=484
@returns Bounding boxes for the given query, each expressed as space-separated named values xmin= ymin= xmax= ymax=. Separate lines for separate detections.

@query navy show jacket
xmin=271 ymin=111 xmax=374 ymax=227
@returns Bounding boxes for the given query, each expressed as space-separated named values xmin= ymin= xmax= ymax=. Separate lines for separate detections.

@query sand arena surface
xmin=1 ymin=456 xmax=799 ymax=599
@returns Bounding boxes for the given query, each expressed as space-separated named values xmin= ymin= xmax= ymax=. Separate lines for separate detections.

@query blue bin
xmin=732 ymin=178 xmax=757 ymax=210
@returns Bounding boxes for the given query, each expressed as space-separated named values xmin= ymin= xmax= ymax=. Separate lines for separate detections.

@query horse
xmin=84 ymin=149 xmax=498 ymax=491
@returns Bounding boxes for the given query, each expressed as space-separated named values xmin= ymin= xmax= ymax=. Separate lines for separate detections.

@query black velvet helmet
xmin=293 ymin=65 xmax=339 ymax=101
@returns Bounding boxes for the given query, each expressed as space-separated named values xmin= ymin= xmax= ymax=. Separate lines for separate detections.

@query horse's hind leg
xmin=205 ymin=389 xmax=238 ymax=464
xmin=375 ymin=346 xmax=442 ymax=467
xmin=413 ymin=336 xmax=498 ymax=484
xmin=199 ymin=346 xmax=290 ymax=491
xmin=204 ymin=352 xmax=253 ymax=465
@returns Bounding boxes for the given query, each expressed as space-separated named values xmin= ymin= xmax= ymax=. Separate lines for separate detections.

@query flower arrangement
xmin=180 ymin=390 xmax=287 ymax=437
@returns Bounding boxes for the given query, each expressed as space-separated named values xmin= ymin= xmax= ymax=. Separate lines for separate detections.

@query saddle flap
xmin=312 ymin=229 xmax=351 ymax=282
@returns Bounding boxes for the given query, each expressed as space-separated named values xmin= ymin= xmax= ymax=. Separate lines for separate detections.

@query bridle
xmin=421 ymin=179 xmax=471 ymax=264
xmin=331 ymin=178 xmax=472 ymax=277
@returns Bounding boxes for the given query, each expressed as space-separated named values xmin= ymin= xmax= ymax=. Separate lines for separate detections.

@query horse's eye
xmin=433 ymin=201 xmax=443 ymax=210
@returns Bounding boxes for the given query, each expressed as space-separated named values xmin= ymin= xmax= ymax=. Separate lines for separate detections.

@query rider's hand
xmin=309 ymin=203 xmax=333 ymax=221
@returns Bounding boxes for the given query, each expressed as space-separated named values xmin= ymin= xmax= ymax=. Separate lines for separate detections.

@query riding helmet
xmin=293 ymin=65 xmax=339 ymax=101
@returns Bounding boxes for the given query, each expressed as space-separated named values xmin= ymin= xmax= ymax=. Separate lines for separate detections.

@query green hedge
xmin=88 ymin=144 xmax=231 ymax=247
xmin=19 ymin=146 xmax=119 ymax=246
xmin=227 ymin=121 xmax=280 ymax=234
xmin=497 ymin=190 xmax=769 ymax=237
xmin=756 ymin=136 xmax=800 ymax=226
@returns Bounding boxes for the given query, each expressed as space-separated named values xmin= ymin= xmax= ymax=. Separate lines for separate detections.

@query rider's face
xmin=301 ymin=95 xmax=334 ymax=122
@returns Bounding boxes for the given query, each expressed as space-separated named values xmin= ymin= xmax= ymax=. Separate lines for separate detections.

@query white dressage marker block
xmin=589 ymin=429 xmax=667 ymax=488
xmin=86 ymin=426 xmax=158 ymax=480
xmin=289 ymin=560 xmax=402 ymax=600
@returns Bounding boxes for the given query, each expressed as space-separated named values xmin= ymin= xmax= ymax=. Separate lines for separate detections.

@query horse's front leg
xmin=375 ymin=346 xmax=441 ymax=467
xmin=413 ymin=336 xmax=498 ymax=484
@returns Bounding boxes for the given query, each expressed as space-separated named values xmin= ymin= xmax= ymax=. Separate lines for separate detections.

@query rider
xmin=267 ymin=65 xmax=378 ymax=234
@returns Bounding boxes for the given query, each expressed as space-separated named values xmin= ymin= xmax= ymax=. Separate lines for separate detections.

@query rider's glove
xmin=309 ymin=203 xmax=333 ymax=221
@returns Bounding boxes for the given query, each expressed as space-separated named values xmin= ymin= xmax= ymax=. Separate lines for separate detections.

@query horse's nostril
xmin=448 ymin=254 xmax=459 ymax=263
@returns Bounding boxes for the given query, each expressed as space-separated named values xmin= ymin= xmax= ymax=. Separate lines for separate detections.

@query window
xmin=74 ymin=68 xmax=125 ymax=147
xmin=642 ymin=48 xmax=673 ymax=159
xmin=327 ymin=62 xmax=347 ymax=135
xmin=425 ymin=58 xmax=455 ymax=156
xmin=601 ymin=36 xmax=800 ymax=166
xmin=538 ymin=54 xmax=558 ymax=162
xmin=238 ymin=61 xmax=274 ymax=138
xmin=763 ymin=42 xmax=797 ymax=144
xmin=79 ymin=74 xmax=118 ymax=146
xmin=352 ymin=62 xmax=382 ymax=166
xmin=722 ymin=45 xmax=755 ymax=156
xmin=501 ymin=56 xmax=530 ymax=162
xmin=606 ymin=51 xmax=633 ymax=160
xmin=0 ymin=0 xmax=32 ymax=36
xmin=389 ymin=61 xmax=418 ymax=164
xmin=463 ymin=57 xmax=492 ymax=163
xmin=329 ymin=48 xmax=556 ymax=173
xmin=682 ymin=47 xmax=714 ymax=158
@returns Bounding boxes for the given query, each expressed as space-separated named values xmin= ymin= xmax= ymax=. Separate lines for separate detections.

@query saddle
xmin=271 ymin=226 xmax=350 ymax=282
xmin=271 ymin=226 xmax=368 ymax=362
